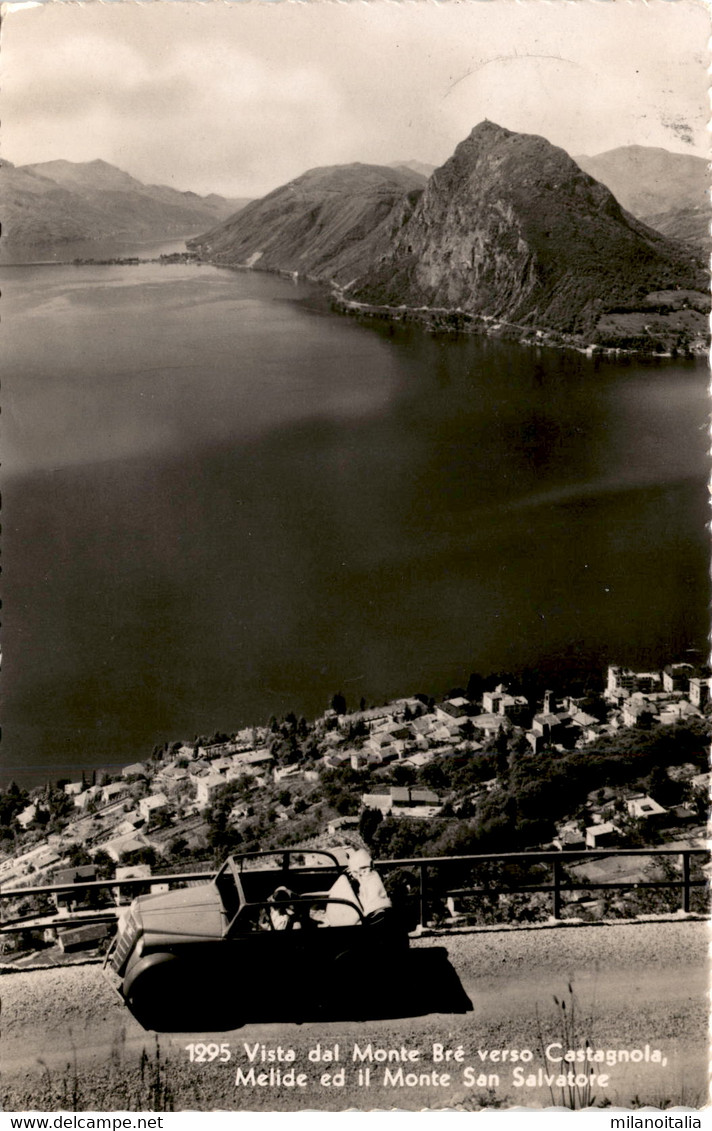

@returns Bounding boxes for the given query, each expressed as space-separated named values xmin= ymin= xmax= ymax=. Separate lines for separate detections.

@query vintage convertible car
xmin=103 ymin=850 xmax=407 ymax=1030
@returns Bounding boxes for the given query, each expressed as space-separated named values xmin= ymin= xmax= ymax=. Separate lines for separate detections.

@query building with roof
xmin=553 ymin=824 xmax=586 ymax=851
xmin=74 ymin=785 xmax=103 ymax=811
xmin=100 ymin=832 xmax=151 ymax=864
xmin=621 ymin=698 xmax=658 ymax=728
xmin=470 ymin=713 xmax=510 ymax=738
xmin=101 ymin=782 xmax=130 ymax=806
xmin=688 ymin=677 xmax=711 ymax=709
xmin=531 ymin=712 xmax=580 ymax=748
xmin=360 ymin=786 xmax=442 ymax=819
xmin=196 ymin=773 xmax=228 ymax=808
xmin=605 ymin=666 xmax=661 ymax=701
xmin=658 ymin=701 xmax=702 ymax=726
xmin=585 ymin=822 xmax=617 ymax=849
xmin=233 ymin=749 xmax=274 ymax=771
xmin=113 ymin=863 xmax=152 ymax=905
xmin=625 ymin=794 xmax=667 ymax=821
xmin=52 ymin=864 xmax=97 ymax=912
xmin=57 ymin=922 xmax=112 ymax=953
xmin=16 ymin=803 xmax=38 ymax=830
xmin=139 ymin=793 xmax=169 ymax=823
xmin=121 ymin=763 xmax=148 ymax=780
xmin=662 ymin=663 xmax=696 ymax=694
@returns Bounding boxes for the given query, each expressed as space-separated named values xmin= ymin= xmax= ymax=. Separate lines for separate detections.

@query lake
xmin=2 ymin=249 xmax=709 ymax=786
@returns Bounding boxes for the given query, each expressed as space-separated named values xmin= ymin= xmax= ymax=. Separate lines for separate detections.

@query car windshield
xmin=215 ymin=863 xmax=241 ymax=919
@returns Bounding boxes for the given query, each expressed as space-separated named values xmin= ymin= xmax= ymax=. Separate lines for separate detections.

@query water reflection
xmin=2 ymin=265 xmax=708 ymax=784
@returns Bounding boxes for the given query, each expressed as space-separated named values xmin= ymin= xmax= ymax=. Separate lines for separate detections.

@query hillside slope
xmin=575 ymin=145 xmax=708 ymax=219
xmin=638 ymin=205 xmax=710 ymax=251
xmin=575 ymin=145 xmax=710 ymax=253
xmin=1 ymin=159 xmax=248 ymax=248
xmin=188 ymin=163 xmax=426 ymax=281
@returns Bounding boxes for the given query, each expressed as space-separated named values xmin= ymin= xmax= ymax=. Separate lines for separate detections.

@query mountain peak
xmin=350 ymin=123 xmax=705 ymax=340
xmin=187 ymin=122 xmax=707 ymax=352
xmin=466 ymin=119 xmax=512 ymax=139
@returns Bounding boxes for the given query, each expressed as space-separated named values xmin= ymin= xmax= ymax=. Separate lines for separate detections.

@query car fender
xmin=123 ymin=950 xmax=177 ymax=999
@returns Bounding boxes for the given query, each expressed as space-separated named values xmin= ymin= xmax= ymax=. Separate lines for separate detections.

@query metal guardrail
xmin=0 ymin=847 xmax=708 ymax=934
xmin=375 ymin=847 xmax=710 ymax=926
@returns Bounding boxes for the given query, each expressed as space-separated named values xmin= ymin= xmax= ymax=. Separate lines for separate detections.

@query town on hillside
xmin=0 ymin=658 xmax=709 ymax=961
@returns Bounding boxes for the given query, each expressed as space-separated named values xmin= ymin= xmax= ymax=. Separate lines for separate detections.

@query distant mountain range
xmin=575 ymin=145 xmax=710 ymax=250
xmin=389 ymin=160 xmax=436 ymax=179
xmin=5 ymin=133 xmax=707 ymax=351
xmin=0 ymin=159 xmax=249 ymax=250
xmin=191 ymin=123 xmax=708 ymax=350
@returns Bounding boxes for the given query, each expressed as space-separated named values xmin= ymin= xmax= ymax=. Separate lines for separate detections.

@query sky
xmin=2 ymin=1 xmax=709 ymax=199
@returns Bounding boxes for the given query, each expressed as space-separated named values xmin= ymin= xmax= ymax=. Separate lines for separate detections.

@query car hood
xmin=137 ymin=882 xmax=228 ymax=941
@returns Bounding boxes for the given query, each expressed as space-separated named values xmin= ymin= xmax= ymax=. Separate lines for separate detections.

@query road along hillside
xmin=1 ymin=919 xmax=707 ymax=1111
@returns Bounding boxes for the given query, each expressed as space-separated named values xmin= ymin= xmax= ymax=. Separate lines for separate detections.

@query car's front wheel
xmin=126 ymin=953 xmax=184 ymax=1031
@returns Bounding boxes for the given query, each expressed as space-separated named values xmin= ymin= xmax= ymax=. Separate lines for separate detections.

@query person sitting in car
xmin=346 ymin=848 xmax=392 ymax=925
xmin=317 ymin=849 xmax=392 ymax=927
xmin=260 ymin=886 xmax=302 ymax=931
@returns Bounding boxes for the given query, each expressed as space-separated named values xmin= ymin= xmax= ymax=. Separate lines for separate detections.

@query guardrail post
xmin=682 ymin=851 xmax=691 ymax=914
xmin=418 ymin=862 xmax=427 ymax=928
xmin=552 ymin=857 xmax=562 ymax=920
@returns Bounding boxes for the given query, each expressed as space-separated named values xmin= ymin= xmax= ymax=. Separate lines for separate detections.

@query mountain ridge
xmin=191 ymin=124 xmax=708 ymax=352
xmin=1 ymin=158 xmax=250 ymax=250
xmin=346 ymin=122 xmax=706 ymax=344
xmin=189 ymin=162 xmax=426 ymax=281
xmin=574 ymin=145 xmax=708 ymax=218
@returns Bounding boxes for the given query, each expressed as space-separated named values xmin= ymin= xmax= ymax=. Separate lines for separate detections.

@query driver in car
xmin=346 ymin=849 xmax=392 ymax=925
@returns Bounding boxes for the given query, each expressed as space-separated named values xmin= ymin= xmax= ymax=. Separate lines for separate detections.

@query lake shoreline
xmin=3 ymin=244 xmax=706 ymax=358
xmin=193 ymin=254 xmax=709 ymax=359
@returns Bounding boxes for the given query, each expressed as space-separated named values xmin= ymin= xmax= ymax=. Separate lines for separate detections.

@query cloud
xmin=2 ymin=1 xmax=708 ymax=198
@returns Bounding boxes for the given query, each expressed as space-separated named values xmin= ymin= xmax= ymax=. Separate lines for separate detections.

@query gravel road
xmin=2 ymin=919 xmax=707 ymax=1111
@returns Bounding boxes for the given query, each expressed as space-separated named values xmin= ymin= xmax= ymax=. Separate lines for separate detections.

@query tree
xmin=391 ymin=764 xmax=416 ymax=787
xmin=66 ymin=843 xmax=93 ymax=867
xmin=169 ymin=835 xmax=189 ymax=858
xmin=494 ymin=726 xmax=509 ymax=756
xmin=466 ymin=672 xmax=484 ymax=701
xmin=119 ymin=846 xmax=157 ymax=868
xmin=334 ymin=793 xmax=359 ymax=816
xmin=92 ymin=850 xmax=115 ymax=879
xmin=359 ymin=806 xmax=383 ymax=846
xmin=646 ymin=765 xmax=681 ymax=808
xmin=34 ymin=805 xmax=50 ymax=827
xmin=419 ymin=760 xmax=449 ymax=791
xmin=496 ymin=745 xmax=510 ymax=783
xmin=331 ymin=692 xmax=347 ymax=716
